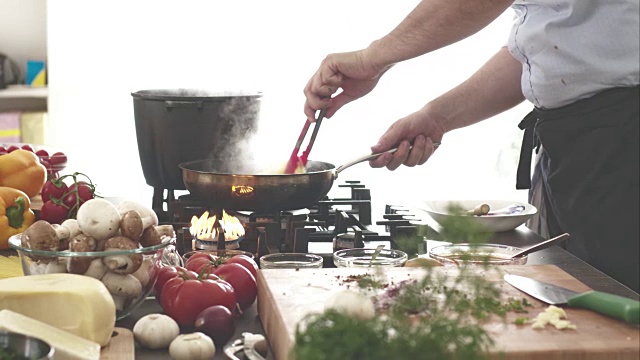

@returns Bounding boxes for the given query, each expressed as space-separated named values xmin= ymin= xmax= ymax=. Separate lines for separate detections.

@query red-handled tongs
xmin=284 ymin=108 xmax=327 ymax=174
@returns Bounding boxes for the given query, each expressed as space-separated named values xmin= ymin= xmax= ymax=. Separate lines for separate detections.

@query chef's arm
xmin=365 ymin=0 xmax=513 ymax=69
xmin=426 ymin=47 xmax=525 ymax=133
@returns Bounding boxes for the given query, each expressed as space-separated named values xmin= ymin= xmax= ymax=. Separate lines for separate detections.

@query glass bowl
xmin=183 ymin=249 xmax=255 ymax=264
xmin=333 ymin=248 xmax=408 ymax=268
xmin=428 ymin=243 xmax=528 ymax=266
xmin=260 ymin=253 xmax=323 ymax=269
xmin=8 ymin=234 xmax=173 ymax=320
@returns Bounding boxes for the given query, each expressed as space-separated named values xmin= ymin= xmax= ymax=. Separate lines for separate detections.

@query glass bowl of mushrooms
xmin=7 ymin=198 xmax=176 ymax=320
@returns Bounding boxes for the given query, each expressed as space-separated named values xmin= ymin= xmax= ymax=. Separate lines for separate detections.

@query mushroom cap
xmin=102 ymin=272 xmax=143 ymax=297
xmin=68 ymin=233 xmax=98 ymax=252
xmin=66 ymin=234 xmax=97 ymax=274
xmin=77 ymin=198 xmax=121 ymax=241
xmin=139 ymin=226 xmax=162 ymax=248
xmin=120 ymin=210 xmax=144 ymax=242
xmin=103 ymin=236 xmax=143 ymax=274
xmin=116 ymin=201 xmax=159 ymax=227
xmin=22 ymin=220 xmax=58 ymax=252
xmin=103 ymin=236 xmax=138 ymax=250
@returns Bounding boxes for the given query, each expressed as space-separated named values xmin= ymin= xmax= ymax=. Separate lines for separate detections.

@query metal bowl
xmin=0 ymin=331 xmax=54 ymax=360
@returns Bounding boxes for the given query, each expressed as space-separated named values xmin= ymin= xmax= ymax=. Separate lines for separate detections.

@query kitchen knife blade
xmin=504 ymin=274 xmax=639 ymax=324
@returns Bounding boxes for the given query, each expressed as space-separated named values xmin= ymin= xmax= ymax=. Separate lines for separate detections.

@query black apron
xmin=517 ymin=86 xmax=639 ymax=293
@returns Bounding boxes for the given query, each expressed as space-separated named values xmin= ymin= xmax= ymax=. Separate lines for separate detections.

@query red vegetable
xmin=49 ymin=151 xmax=68 ymax=167
xmin=185 ymin=256 xmax=216 ymax=274
xmin=41 ymin=179 xmax=69 ymax=202
xmin=225 ymin=255 xmax=258 ymax=279
xmin=160 ymin=272 xmax=237 ymax=326
xmin=213 ymin=263 xmax=257 ymax=311
xmin=194 ymin=305 xmax=236 ymax=346
xmin=154 ymin=266 xmax=196 ymax=302
xmin=40 ymin=200 xmax=69 ymax=225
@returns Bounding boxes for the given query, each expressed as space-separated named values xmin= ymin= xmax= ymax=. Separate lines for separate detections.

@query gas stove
xmin=164 ymin=179 xmax=440 ymax=267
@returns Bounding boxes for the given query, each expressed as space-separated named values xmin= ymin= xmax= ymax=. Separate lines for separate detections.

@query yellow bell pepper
xmin=0 ymin=186 xmax=36 ymax=250
xmin=0 ymin=149 xmax=47 ymax=198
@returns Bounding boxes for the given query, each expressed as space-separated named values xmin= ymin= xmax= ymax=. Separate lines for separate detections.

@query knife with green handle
xmin=504 ymin=274 xmax=640 ymax=324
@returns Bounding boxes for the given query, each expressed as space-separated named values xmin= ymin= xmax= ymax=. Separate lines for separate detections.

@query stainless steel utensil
xmin=504 ymin=274 xmax=640 ymax=324
xmin=510 ymin=233 xmax=570 ymax=259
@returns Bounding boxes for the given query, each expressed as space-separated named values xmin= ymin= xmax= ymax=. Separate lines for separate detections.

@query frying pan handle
xmin=335 ymin=148 xmax=401 ymax=174
xmin=335 ymin=142 xmax=441 ymax=174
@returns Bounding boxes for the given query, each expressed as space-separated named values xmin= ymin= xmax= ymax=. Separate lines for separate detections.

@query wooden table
xmin=116 ymin=226 xmax=638 ymax=359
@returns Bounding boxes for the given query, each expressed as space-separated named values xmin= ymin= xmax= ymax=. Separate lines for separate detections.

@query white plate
xmin=419 ymin=199 xmax=538 ymax=233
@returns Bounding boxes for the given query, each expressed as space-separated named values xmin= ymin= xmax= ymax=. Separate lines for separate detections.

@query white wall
xmin=0 ymin=0 xmax=47 ymax=81
xmin=46 ymin=0 xmax=531 ymax=212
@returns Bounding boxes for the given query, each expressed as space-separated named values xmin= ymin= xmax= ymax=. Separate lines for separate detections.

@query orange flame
xmin=189 ymin=210 xmax=245 ymax=241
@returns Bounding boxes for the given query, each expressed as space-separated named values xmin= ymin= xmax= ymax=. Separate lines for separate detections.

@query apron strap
xmin=515 ymin=110 xmax=539 ymax=189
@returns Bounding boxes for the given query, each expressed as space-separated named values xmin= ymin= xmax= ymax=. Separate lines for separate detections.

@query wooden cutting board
xmin=100 ymin=327 xmax=135 ymax=360
xmin=257 ymin=264 xmax=640 ymax=360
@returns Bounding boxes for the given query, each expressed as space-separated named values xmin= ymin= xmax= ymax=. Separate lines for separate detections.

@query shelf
xmin=0 ymin=85 xmax=48 ymax=99
xmin=0 ymin=85 xmax=48 ymax=112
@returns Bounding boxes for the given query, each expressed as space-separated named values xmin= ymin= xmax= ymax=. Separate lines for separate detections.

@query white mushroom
xmin=44 ymin=260 xmax=67 ymax=274
xmin=131 ymin=258 xmax=154 ymax=287
xmin=29 ymin=262 xmax=47 ymax=275
xmin=102 ymin=236 xmax=143 ymax=274
xmin=101 ymin=272 xmax=143 ymax=311
xmin=84 ymin=258 xmax=108 ymax=280
xmin=116 ymin=201 xmax=158 ymax=228
xmin=58 ymin=218 xmax=81 ymax=245
xmin=77 ymin=198 xmax=121 ymax=241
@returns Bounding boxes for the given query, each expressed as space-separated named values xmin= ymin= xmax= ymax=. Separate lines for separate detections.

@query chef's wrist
xmin=421 ymin=102 xmax=450 ymax=136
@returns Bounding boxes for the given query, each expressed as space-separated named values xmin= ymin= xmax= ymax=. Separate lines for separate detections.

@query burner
xmin=165 ymin=180 xmax=436 ymax=267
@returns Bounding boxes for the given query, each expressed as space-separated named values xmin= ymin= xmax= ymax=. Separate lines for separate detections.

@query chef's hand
xmin=303 ymin=49 xmax=391 ymax=122
xmin=369 ymin=108 xmax=444 ymax=170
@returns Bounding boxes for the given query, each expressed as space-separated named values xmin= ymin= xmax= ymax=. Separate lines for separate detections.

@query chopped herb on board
xmin=292 ymin=204 xmax=532 ymax=360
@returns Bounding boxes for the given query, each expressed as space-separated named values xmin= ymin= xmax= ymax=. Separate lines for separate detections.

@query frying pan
xmin=179 ymin=149 xmax=398 ymax=212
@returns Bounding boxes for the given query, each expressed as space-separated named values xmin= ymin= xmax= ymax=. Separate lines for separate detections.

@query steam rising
xmin=203 ymin=95 xmax=263 ymax=174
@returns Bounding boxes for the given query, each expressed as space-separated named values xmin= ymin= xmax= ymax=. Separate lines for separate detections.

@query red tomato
xmin=185 ymin=252 xmax=215 ymax=267
xmin=160 ymin=274 xmax=237 ymax=326
xmin=35 ymin=149 xmax=49 ymax=158
xmin=225 ymin=255 xmax=259 ymax=279
xmin=63 ymin=182 xmax=95 ymax=208
xmin=213 ymin=263 xmax=257 ymax=311
xmin=20 ymin=144 xmax=34 ymax=152
xmin=41 ymin=180 xmax=69 ymax=202
xmin=0 ymin=146 xmax=6 ymax=153
xmin=185 ymin=256 xmax=216 ymax=275
xmin=49 ymin=151 xmax=67 ymax=166
xmin=6 ymin=145 xmax=19 ymax=153
xmin=40 ymin=200 xmax=69 ymax=225
xmin=154 ymin=266 xmax=196 ymax=302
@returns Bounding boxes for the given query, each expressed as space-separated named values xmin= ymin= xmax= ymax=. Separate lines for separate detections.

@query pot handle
xmin=165 ymin=100 xmax=204 ymax=111
xmin=335 ymin=142 xmax=441 ymax=174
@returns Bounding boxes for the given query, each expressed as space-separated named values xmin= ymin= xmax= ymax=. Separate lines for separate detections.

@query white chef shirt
xmin=507 ymin=0 xmax=640 ymax=109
